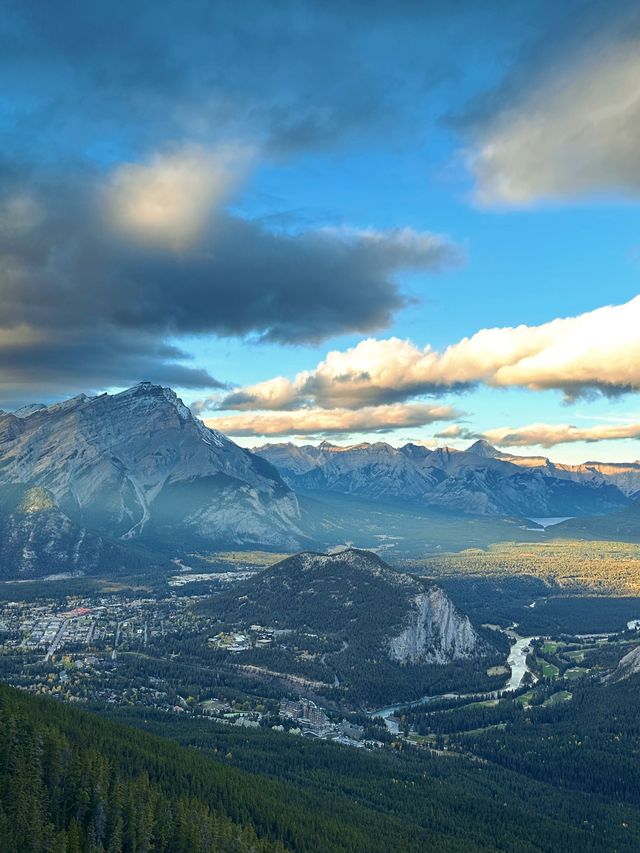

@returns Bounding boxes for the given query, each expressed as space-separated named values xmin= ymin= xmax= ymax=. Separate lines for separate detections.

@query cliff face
xmin=387 ymin=587 xmax=483 ymax=664
xmin=610 ymin=645 xmax=640 ymax=681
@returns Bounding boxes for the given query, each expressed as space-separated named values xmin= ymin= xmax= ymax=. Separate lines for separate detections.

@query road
xmin=44 ymin=619 xmax=69 ymax=662
xmin=112 ymin=622 xmax=122 ymax=660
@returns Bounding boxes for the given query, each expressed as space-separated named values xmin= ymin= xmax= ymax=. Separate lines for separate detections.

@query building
xmin=279 ymin=697 xmax=330 ymax=731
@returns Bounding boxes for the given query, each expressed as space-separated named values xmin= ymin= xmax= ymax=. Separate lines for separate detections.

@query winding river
xmin=371 ymin=615 xmax=640 ymax=731
xmin=372 ymin=627 xmax=537 ymax=729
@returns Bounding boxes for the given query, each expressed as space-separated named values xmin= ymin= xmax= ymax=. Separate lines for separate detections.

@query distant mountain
xmin=211 ymin=549 xmax=492 ymax=666
xmin=486 ymin=448 xmax=640 ymax=498
xmin=255 ymin=440 xmax=630 ymax=518
xmin=0 ymin=383 xmax=304 ymax=566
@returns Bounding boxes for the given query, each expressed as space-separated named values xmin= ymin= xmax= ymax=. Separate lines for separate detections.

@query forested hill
xmin=2 ymin=680 xmax=640 ymax=853
xmin=0 ymin=683 xmax=284 ymax=853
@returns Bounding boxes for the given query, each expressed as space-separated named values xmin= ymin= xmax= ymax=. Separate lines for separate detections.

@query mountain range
xmin=255 ymin=438 xmax=637 ymax=518
xmin=0 ymin=383 xmax=639 ymax=579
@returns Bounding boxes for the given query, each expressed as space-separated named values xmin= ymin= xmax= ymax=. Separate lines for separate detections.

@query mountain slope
xmin=256 ymin=440 xmax=629 ymax=518
xmin=205 ymin=549 xmax=501 ymax=705
xmin=0 ymin=383 xmax=303 ymax=553
xmin=213 ymin=549 xmax=487 ymax=663
xmin=0 ymin=683 xmax=282 ymax=853
xmin=0 ymin=484 xmax=159 ymax=579
xmin=5 ymin=681 xmax=638 ymax=853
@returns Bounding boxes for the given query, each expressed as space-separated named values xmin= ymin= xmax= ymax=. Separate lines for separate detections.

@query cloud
xmin=210 ymin=295 xmax=640 ymax=412
xmin=0 ymin=155 xmax=459 ymax=403
xmin=1 ymin=0 xmax=533 ymax=161
xmin=205 ymin=402 xmax=461 ymax=438
xmin=482 ymin=422 xmax=640 ymax=449
xmin=433 ymin=424 xmax=471 ymax=440
xmin=0 ymin=326 xmax=226 ymax=409
xmin=469 ymin=36 xmax=640 ymax=204
xmin=107 ymin=145 xmax=251 ymax=249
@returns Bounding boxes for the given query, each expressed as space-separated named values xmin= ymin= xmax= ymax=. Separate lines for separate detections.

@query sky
xmin=2 ymin=0 xmax=640 ymax=463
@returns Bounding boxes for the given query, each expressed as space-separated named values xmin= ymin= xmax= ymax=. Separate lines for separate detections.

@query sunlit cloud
xmin=106 ymin=144 xmax=252 ymax=249
xmin=209 ymin=295 xmax=640 ymax=413
xmin=204 ymin=402 xmax=461 ymax=438
xmin=482 ymin=421 xmax=640 ymax=449
xmin=470 ymin=39 xmax=640 ymax=205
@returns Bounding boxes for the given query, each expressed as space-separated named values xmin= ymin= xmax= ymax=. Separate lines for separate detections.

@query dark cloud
xmin=0 ymin=1 xmax=493 ymax=161
xmin=0 ymin=164 xmax=459 ymax=403
xmin=5 ymin=0 xmax=607 ymax=165
xmin=0 ymin=327 xmax=226 ymax=409
xmin=104 ymin=219 xmax=459 ymax=343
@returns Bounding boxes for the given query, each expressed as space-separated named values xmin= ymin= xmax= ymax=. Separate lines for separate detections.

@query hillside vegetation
xmin=413 ymin=540 xmax=640 ymax=595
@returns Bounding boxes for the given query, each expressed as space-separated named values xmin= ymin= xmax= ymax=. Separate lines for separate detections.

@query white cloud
xmin=433 ymin=424 xmax=468 ymax=440
xmin=212 ymin=295 xmax=640 ymax=412
xmin=205 ymin=402 xmax=460 ymax=437
xmin=482 ymin=421 xmax=640 ymax=449
xmin=106 ymin=144 xmax=251 ymax=249
xmin=470 ymin=39 xmax=640 ymax=204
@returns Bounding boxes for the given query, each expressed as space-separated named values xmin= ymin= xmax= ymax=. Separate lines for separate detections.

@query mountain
xmin=0 ymin=383 xmax=303 ymax=562
xmin=0 ymin=483 xmax=158 ymax=579
xmin=255 ymin=441 xmax=438 ymax=499
xmin=255 ymin=440 xmax=630 ymax=518
xmin=486 ymin=448 xmax=640 ymax=498
xmin=212 ymin=549 xmax=487 ymax=664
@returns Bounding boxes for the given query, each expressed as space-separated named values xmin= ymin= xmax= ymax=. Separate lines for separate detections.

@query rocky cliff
xmin=609 ymin=644 xmax=640 ymax=682
xmin=388 ymin=587 xmax=481 ymax=664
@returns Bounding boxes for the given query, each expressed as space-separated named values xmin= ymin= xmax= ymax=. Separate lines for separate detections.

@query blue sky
xmin=2 ymin=0 xmax=640 ymax=463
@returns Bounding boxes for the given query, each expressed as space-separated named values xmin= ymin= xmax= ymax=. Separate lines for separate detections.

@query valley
xmin=1 ymin=386 xmax=640 ymax=850
xmin=1 ymin=545 xmax=639 ymax=760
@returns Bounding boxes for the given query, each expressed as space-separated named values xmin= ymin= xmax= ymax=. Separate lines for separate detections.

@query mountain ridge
xmin=255 ymin=439 xmax=632 ymax=518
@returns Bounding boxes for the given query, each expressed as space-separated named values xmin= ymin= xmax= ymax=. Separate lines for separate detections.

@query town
xmin=0 ymin=591 xmax=385 ymax=748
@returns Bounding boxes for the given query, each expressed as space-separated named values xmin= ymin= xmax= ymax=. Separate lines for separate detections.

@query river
xmin=373 ymin=615 xmax=640 ymax=730
xmin=372 ymin=627 xmax=537 ymax=729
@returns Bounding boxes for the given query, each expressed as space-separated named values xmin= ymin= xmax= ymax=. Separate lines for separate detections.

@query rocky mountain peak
xmin=0 ymin=383 xmax=302 ymax=550
xmin=13 ymin=403 xmax=47 ymax=418
xmin=466 ymin=439 xmax=501 ymax=457
xmin=400 ymin=442 xmax=433 ymax=460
